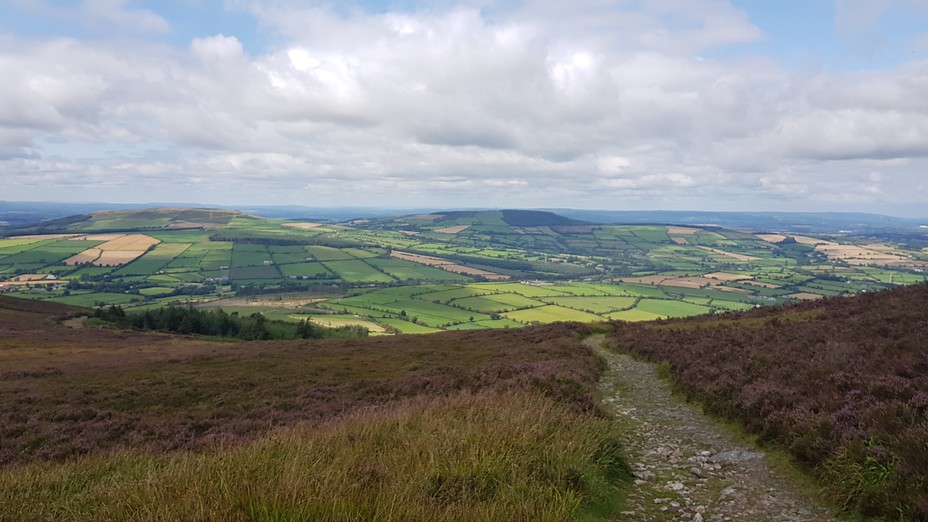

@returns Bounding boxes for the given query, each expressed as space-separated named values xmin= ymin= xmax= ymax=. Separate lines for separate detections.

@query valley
xmin=1 ymin=207 xmax=925 ymax=332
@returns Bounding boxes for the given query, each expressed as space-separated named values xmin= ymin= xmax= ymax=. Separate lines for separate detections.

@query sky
xmin=1 ymin=1 xmax=927 ymax=217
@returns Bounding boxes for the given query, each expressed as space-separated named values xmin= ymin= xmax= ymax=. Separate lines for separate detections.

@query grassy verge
xmin=0 ymin=391 xmax=630 ymax=521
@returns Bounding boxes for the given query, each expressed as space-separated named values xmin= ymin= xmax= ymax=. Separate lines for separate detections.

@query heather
xmin=607 ymin=282 xmax=928 ymax=519
xmin=0 ymin=391 xmax=629 ymax=521
xmin=0 ymin=295 xmax=633 ymax=519
xmin=0 ymin=297 xmax=599 ymax=467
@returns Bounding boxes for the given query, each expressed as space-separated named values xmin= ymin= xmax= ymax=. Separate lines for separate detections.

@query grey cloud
xmin=0 ymin=1 xmax=925 ymax=215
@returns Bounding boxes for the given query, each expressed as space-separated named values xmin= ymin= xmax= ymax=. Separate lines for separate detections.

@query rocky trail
xmin=587 ymin=336 xmax=840 ymax=522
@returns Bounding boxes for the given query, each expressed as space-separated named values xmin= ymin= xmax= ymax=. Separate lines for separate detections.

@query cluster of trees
xmin=609 ymin=283 xmax=928 ymax=520
xmin=94 ymin=305 xmax=367 ymax=341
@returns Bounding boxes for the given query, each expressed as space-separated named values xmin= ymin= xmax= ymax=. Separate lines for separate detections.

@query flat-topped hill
xmin=13 ymin=207 xmax=246 ymax=234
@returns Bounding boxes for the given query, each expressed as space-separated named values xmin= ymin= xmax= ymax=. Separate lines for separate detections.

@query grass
xmin=634 ymin=298 xmax=712 ymax=318
xmin=544 ymin=296 xmax=637 ymax=314
xmin=505 ymin=305 xmax=603 ymax=324
xmin=322 ymin=259 xmax=395 ymax=283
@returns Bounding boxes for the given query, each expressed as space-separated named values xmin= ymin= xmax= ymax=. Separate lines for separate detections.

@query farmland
xmin=1 ymin=207 xmax=926 ymax=332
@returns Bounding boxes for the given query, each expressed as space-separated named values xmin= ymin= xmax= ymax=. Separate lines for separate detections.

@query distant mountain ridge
xmin=2 ymin=201 xmax=925 ymax=235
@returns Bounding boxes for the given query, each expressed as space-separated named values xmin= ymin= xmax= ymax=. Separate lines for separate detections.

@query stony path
xmin=587 ymin=336 xmax=840 ymax=522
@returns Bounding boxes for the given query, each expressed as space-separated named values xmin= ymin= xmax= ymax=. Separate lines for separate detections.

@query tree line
xmin=94 ymin=305 xmax=367 ymax=341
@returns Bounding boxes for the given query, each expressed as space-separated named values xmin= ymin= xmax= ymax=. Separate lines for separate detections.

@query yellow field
xmin=64 ymin=248 xmax=102 ymax=266
xmin=8 ymin=274 xmax=52 ymax=282
xmin=94 ymin=251 xmax=145 ymax=266
xmin=755 ymin=233 xmax=787 ymax=243
xmin=283 ymin=222 xmax=323 ymax=230
xmin=434 ymin=225 xmax=471 ymax=234
xmin=99 ymin=234 xmax=160 ymax=251
xmin=670 ymin=237 xmax=689 ymax=245
xmin=705 ymin=272 xmax=749 ymax=282
xmin=63 ymin=234 xmax=160 ymax=266
xmin=302 ymin=316 xmax=389 ymax=335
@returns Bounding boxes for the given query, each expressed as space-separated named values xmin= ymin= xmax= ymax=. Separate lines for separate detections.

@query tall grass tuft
xmin=0 ymin=391 xmax=630 ymax=521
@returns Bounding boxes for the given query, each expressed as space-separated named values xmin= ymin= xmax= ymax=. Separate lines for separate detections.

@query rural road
xmin=587 ymin=335 xmax=840 ymax=522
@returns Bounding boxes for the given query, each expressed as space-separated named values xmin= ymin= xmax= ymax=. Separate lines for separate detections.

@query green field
xmin=504 ymin=305 xmax=603 ymax=324
xmin=322 ymin=260 xmax=395 ymax=283
xmin=3 ymin=207 xmax=924 ymax=333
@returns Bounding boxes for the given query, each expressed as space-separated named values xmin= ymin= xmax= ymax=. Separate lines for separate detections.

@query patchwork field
xmin=2 ymin=207 xmax=925 ymax=331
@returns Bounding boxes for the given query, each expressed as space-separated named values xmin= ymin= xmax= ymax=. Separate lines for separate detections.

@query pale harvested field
xmin=283 ymin=222 xmax=323 ymax=230
xmin=815 ymin=244 xmax=908 ymax=262
xmin=94 ymin=251 xmax=146 ymax=266
xmin=755 ymin=233 xmax=833 ymax=246
xmin=0 ymin=280 xmax=63 ymax=287
xmin=617 ymin=276 xmax=668 ymax=285
xmin=305 ymin=316 xmax=389 ymax=335
xmin=99 ymin=234 xmax=160 ymax=251
xmin=667 ymin=226 xmax=700 ymax=235
xmin=400 ymin=231 xmax=420 ymax=236
xmin=788 ymin=292 xmax=825 ymax=301
xmin=741 ymin=280 xmax=781 ymax=289
xmin=670 ymin=237 xmax=689 ymax=245
xmin=697 ymin=246 xmax=760 ymax=262
xmin=65 ymin=234 xmax=160 ymax=266
xmin=755 ymin=233 xmax=787 ymax=243
xmin=9 ymin=274 xmax=52 ymax=282
xmin=791 ymin=235 xmax=833 ymax=246
xmin=617 ymin=275 xmax=714 ymax=288
xmin=718 ymin=286 xmax=754 ymax=294
xmin=390 ymin=251 xmax=508 ymax=280
xmin=705 ymin=272 xmax=749 ymax=282
xmin=390 ymin=251 xmax=450 ymax=267
xmin=64 ymin=249 xmax=102 ymax=266
xmin=658 ymin=279 xmax=706 ymax=289
xmin=434 ymin=225 xmax=471 ymax=234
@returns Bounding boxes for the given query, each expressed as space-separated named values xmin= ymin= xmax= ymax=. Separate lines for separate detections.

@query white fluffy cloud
xmin=0 ymin=0 xmax=926 ymax=216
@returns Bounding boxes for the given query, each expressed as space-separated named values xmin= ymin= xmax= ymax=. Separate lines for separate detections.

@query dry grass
xmin=63 ymin=248 xmax=102 ymax=265
xmin=434 ymin=225 xmax=471 ymax=234
xmin=0 ymin=296 xmax=630 ymax=520
xmin=97 ymin=234 xmax=160 ymax=251
xmin=667 ymin=226 xmax=700 ymax=235
xmin=283 ymin=222 xmax=323 ymax=230
xmin=63 ymin=234 xmax=160 ymax=266
xmin=0 ymin=391 xmax=629 ymax=521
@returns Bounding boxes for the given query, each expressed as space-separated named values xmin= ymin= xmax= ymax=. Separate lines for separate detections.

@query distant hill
xmin=381 ymin=209 xmax=587 ymax=229
xmin=500 ymin=209 xmax=587 ymax=227
xmin=11 ymin=208 xmax=245 ymax=234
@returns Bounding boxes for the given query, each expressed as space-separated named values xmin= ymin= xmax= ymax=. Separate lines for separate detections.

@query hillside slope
xmin=0 ymin=301 xmax=632 ymax=520
xmin=607 ymin=283 xmax=928 ymax=519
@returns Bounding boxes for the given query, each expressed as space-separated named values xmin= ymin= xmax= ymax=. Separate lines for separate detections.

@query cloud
xmin=0 ymin=0 xmax=925 ymax=215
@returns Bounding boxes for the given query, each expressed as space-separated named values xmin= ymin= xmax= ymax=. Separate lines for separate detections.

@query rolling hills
xmin=0 ymin=207 xmax=925 ymax=332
